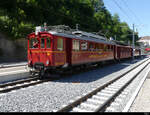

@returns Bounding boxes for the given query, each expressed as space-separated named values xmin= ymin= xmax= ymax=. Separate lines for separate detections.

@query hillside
xmin=0 ymin=0 xmax=139 ymax=44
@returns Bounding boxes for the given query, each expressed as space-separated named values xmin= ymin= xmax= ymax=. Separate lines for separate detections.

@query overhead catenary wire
xmin=111 ymin=0 xmax=134 ymax=24
xmin=104 ymin=0 xmax=131 ymax=29
xmin=104 ymin=0 xmax=148 ymax=37
xmin=120 ymin=0 xmax=147 ymax=37
xmin=121 ymin=0 xmax=143 ymax=26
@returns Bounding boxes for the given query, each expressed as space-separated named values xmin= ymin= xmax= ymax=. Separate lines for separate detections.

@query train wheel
xmin=29 ymin=69 xmax=36 ymax=77
xmin=39 ymin=69 xmax=45 ymax=79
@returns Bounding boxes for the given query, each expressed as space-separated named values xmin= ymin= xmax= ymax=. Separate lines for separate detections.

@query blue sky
xmin=103 ymin=0 xmax=150 ymax=37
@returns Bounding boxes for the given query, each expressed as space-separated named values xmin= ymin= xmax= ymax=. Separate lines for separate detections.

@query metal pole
xmin=76 ymin=24 xmax=79 ymax=31
xmin=132 ymin=24 xmax=135 ymax=60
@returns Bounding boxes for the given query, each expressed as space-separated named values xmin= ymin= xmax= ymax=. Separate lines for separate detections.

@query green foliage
xmin=0 ymin=0 xmax=139 ymax=45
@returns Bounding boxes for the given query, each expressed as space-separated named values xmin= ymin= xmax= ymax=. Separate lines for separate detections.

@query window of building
xmin=81 ymin=41 xmax=88 ymax=51
xmin=57 ymin=38 xmax=63 ymax=51
xmin=73 ymin=40 xmax=80 ymax=51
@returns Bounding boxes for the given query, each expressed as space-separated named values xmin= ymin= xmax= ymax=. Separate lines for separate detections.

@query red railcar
xmin=115 ymin=45 xmax=133 ymax=60
xmin=27 ymin=25 xmax=135 ymax=78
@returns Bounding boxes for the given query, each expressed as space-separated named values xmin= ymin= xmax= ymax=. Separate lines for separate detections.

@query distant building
xmin=137 ymin=36 xmax=150 ymax=47
xmin=137 ymin=36 xmax=150 ymax=54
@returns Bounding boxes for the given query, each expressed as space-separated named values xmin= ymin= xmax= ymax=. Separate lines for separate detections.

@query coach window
xmin=57 ymin=38 xmax=63 ymax=51
xmin=46 ymin=38 xmax=51 ymax=48
xmin=99 ymin=44 xmax=103 ymax=51
xmin=107 ymin=45 xmax=109 ymax=51
xmin=104 ymin=45 xmax=107 ymax=51
xmin=29 ymin=38 xmax=39 ymax=49
xmin=29 ymin=38 xmax=34 ymax=48
xmin=81 ymin=42 xmax=88 ymax=51
xmin=73 ymin=40 xmax=80 ymax=51
xmin=89 ymin=43 xmax=94 ymax=51
xmin=107 ymin=45 xmax=111 ymax=51
xmin=41 ymin=38 xmax=45 ymax=48
xmin=111 ymin=45 xmax=113 ymax=51
xmin=95 ymin=43 xmax=100 ymax=51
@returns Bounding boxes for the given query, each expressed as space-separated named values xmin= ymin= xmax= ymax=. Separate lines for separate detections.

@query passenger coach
xmin=27 ymin=25 xmax=134 ymax=78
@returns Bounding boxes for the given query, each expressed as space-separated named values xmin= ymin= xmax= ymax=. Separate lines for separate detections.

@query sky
xmin=103 ymin=0 xmax=150 ymax=37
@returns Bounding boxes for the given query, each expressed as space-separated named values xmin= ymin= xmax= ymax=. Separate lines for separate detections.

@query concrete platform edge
xmin=122 ymin=63 xmax=150 ymax=112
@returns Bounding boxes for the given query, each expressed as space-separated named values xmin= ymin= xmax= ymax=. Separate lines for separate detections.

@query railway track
xmin=0 ymin=76 xmax=41 ymax=93
xmin=0 ymin=75 xmax=61 ymax=93
xmin=56 ymin=58 xmax=150 ymax=112
xmin=0 ymin=63 xmax=27 ymax=69
xmin=0 ymin=74 xmax=65 ymax=94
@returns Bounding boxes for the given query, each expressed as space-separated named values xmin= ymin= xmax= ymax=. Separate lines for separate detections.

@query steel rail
xmin=0 ymin=64 xmax=27 ymax=69
xmin=56 ymin=58 xmax=150 ymax=112
xmin=0 ymin=76 xmax=39 ymax=88
xmin=0 ymin=78 xmax=49 ymax=93
xmin=0 ymin=73 xmax=65 ymax=93
xmin=95 ymin=61 xmax=149 ymax=112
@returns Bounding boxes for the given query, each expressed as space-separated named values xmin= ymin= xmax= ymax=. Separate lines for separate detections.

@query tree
xmin=0 ymin=0 xmax=139 ymax=45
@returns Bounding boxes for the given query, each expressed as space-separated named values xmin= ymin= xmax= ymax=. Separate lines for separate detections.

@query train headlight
xmin=46 ymin=60 xmax=49 ymax=65
xmin=28 ymin=60 xmax=32 ymax=64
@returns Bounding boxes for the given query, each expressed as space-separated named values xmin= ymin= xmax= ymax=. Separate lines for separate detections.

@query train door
xmin=40 ymin=37 xmax=51 ymax=65
xmin=114 ymin=45 xmax=117 ymax=60
xmin=117 ymin=46 xmax=120 ymax=60
xmin=28 ymin=37 xmax=40 ymax=65
xmin=65 ymin=38 xmax=72 ymax=65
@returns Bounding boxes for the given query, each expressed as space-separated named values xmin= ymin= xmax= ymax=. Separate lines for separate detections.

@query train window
xmin=104 ymin=45 xmax=107 ymax=51
xmin=29 ymin=38 xmax=39 ymax=49
xmin=46 ymin=38 xmax=51 ymax=48
xmin=95 ymin=43 xmax=100 ymax=51
xmin=41 ymin=38 xmax=45 ymax=48
xmin=89 ymin=43 xmax=94 ymax=51
xmin=107 ymin=45 xmax=110 ymax=51
xmin=73 ymin=40 xmax=80 ymax=51
xmin=57 ymin=38 xmax=63 ymax=51
xmin=99 ymin=44 xmax=104 ymax=50
xmin=111 ymin=45 xmax=113 ymax=50
xmin=81 ymin=42 xmax=88 ymax=51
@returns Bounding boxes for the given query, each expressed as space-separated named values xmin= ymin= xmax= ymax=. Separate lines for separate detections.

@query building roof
xmin=138 ymin=36 xmax=150 ymax=42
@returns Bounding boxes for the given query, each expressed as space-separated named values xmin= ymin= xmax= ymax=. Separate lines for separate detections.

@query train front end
xmin=27 ymin=27 xmax=54 ymax=78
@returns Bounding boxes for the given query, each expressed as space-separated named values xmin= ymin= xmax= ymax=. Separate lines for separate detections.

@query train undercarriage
xmin=28 ymin=55 xmax=143 ymax=79
xmin=28 ymin=59 xmax=119 ymax=79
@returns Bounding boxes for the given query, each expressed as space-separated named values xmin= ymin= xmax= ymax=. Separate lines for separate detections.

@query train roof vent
xmin=47 ymin=25 xmax=73 ymax=34
xmin=72 ymin=31 xmax=106 ymax=40
xmin=35 ymin=26 xmax=44 ymax=35
xmin=35 ymin=25 xmax=106 ymax=41
xmin=35 ymin=25 xmax=74 ymax=35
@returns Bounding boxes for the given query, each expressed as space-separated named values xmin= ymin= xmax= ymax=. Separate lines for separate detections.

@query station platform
xmin=129 ymin=70 xmax=150 ymax=112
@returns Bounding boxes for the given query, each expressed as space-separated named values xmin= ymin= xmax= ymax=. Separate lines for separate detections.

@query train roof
xmin=34 ymin=25 xmax=115 ymax=45
xmin=52 ymin=32 xmax=115 ymax=45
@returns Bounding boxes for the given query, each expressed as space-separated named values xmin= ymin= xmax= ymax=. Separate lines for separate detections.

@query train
xmin=27 ymin=25 xmax=141 ymax=78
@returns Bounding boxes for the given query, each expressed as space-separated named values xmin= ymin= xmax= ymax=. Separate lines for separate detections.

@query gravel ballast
xmin=0 ymin=58 xmax=147 ymax=112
